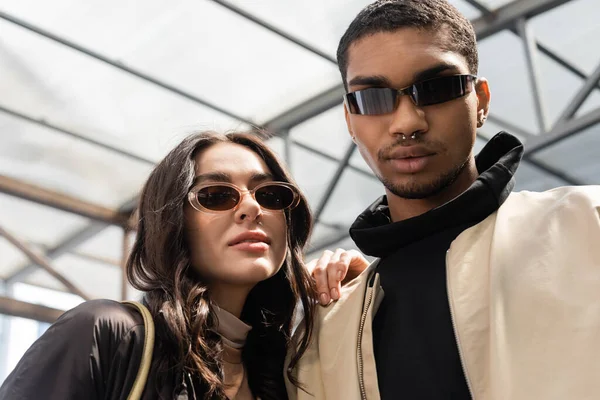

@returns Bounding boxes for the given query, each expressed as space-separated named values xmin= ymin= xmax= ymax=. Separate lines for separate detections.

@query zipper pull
xmin=177 ymin=372 xmax=189 ymax=400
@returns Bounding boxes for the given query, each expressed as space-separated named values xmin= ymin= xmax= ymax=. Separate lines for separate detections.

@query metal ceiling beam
xmin=314 ymin=143 xmax=356 ymax=221
xmin=516 ymin=18 xmax=548 ymax=133
xmin=263 ymin=84 xmax=346 ymax=134
xmin=0 ymin=224 xmax=90 ymax=300
xmin=555 ymin=61 xmax=600 ymax=125
xmin=262 ymin=0 xmax=573 ymax=133
xmin=0 ymin=104 xmax=155 ymax=166
xmin=5 ymin=223 xmax=108 ymax=284
xmin=523 ymin=159 xmax=583 ymax=185
xmin=5 ymin=195 xmax=139 ymax=285
xmin=210 ymin=0 xmax=337 ymax=64
xmin=486 ymin=114 xmax=535 ymax=140
xmin=524 ymin=106 xmax=600 ymax=156
xmin=0 ymin=296 xmax=64 ymax=324
xmin=537 ymin=43 xmax=600 ymax=93
xmin=0 ymin=10 xmax=257 ymax=127
xmin=471 ymin=0 xmax=572 ymax=41
xmin=475 ymin=131 xmax=582 ymax=185
xmin=0 ymin=174 xmax=132 ymax=228
xmin=463 ymin=0 xmax=491 ymax=14
xmin=291 ymin=139 xmax=376 ymax=181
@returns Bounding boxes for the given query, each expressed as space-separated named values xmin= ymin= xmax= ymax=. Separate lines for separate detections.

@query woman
xmin=0 ymin=131 xmax=366 ymax=400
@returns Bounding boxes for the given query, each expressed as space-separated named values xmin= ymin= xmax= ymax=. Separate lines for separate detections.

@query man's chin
xmin=382 ymin=175 xmax=458 ymax=200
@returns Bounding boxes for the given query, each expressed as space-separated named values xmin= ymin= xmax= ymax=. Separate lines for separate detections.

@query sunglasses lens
xmin=413 ymin=75 xmax=473 ymax=106
xmin=346 ymin=88 xmax=397 ymax=115
xmin=196 ymin=185 xmax=240 ymax=211
xmin=255 ymin=184 xmax=296 ymax=210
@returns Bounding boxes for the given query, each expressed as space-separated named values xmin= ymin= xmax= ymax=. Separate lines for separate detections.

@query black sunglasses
xmin=187 ymin=181 xmax=300 ymax=212
xmin=344 ymin=74 xmax=477 ymax=115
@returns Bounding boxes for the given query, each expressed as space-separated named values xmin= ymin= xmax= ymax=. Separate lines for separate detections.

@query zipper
xmin=446 ymin=251 xmax=475 ymax=399
xmin=357 ymin=272 xmax=377 ymax=400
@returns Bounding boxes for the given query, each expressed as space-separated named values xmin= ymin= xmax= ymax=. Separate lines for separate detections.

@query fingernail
xmin=320 ymin=293 xmax=329 ymax=305
xmin=330 ymin=288 xmax=338 ymax=300
xmin=337 ymin=270 xmax=343 ymax=281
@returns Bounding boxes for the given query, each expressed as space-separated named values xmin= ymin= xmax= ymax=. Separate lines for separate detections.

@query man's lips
xmin=383 ymin=146 xmax=436 ymax=174
xmin=385 ymin=145 xmax=436 ymax=160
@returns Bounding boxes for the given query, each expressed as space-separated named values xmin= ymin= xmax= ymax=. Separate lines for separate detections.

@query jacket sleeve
xmin=0 ymin=299 xmax=146 ymax=400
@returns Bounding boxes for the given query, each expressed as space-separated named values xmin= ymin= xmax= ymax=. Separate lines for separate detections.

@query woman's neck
xmin=209 ymin=283 xmax=252 ymax=318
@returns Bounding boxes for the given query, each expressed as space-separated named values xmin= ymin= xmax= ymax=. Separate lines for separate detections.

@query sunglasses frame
xmin=344 ymin=74 xmax=477 ymax=115
xmin=187 ymin=181 xmax=301 ymax=213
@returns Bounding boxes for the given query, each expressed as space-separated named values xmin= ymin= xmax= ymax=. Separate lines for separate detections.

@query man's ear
xmin=475 ymin=77 xmax=491 ymax=127
xmin=344 ymin=103 xmax=356 ymax=143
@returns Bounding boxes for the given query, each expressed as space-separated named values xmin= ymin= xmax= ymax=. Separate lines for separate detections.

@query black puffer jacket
xmin=0 ymin=299 xmax=195 ymax=400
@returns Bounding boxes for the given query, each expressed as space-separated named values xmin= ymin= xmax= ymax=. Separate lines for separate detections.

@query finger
xmin=327 ymin=249 xmax=345 ymax=300
xmin=343 ymin=250 xmax=370 ymax=283
xmin=305 ymin=258 xmax=318 ymax=274
xmin=313 ymin=250 xmax=333 ymax=305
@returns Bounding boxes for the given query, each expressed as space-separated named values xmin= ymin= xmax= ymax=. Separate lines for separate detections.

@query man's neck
xmin=387 ymin=161 xmax=479 ymax=223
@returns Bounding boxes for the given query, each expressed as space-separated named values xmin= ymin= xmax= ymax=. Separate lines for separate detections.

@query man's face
xmin=344 ymin=28 xmax=489 ymax=199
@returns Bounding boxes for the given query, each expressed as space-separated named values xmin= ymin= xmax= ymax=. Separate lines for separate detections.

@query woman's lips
xmin=230 ymin=241 xmax=269 ymax=253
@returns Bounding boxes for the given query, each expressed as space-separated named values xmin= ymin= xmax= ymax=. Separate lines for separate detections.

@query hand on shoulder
xmin=307 ymin=248 xmax=370 ymax=306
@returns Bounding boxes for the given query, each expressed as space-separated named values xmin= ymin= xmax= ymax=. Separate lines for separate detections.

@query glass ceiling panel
xmin=12 ymin=282 xmax=83 ymax=311
xmin=290 ymin=107 xmax=352 ymax=160
xmin=290 ymin=145 xmax=339 ymax=209
xmin=0 ymin=237 xmax=29 ymax=279
xmin=0 ymin=113 xmax=153 ymax=209
xmin=349 ymin=149 xmax=374 ymax=175
xmin=530 ymin=0 xmax=600 ymax=76
xmin=74 ymin=225 xmax=131 ymax=265
xmin=0 ymin=194 xmax=89 ymax=248
xmin=531 ymin=122 xmax=600 ymax=185
xmin=319 ymin=168 xmax=384 ymax=227
xmin=24 ymin=253 xmax=125 ymax=300
xmin=265 ymin=136 xmax=286 ymax=162
xmin=537 ymin=49 xmax=588 ymax=128
xmin=2 ymin=0 xmax=340 ymax=122
xmin=513 ymin=161 xmax=568 ymax=192
xmin=126 ymin=1 xmax=340 ymax=123
xmin=225 ymin=0 xmax=481 ymax=58
xmin=0 ymin=17 xmax=246 ymax=163
xmin=478 ymin=117 xmax=530 ymax=144
xmin=307 ymin=222 xmax=343 ymax=250
xmin=477 ymin=31 xmax=539 ymax=134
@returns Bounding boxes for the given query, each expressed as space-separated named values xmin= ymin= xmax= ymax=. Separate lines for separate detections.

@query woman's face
xmin=184 ymin=142 xmax=288 ymax=293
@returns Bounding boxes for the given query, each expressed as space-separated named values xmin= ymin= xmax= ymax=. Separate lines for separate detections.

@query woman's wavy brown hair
xmin=126 ymin=131 xmax=316 ymax=399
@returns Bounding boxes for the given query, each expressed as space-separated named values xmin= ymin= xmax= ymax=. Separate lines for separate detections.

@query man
xmin=287 ymin=1 xmax=600 ymax=399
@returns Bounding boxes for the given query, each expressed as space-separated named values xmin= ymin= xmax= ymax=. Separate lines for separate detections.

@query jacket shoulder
xmin=59 ymin=298 xmax=145 ymax=330
xmin=507 ymin=185 xmax=600 ymax=212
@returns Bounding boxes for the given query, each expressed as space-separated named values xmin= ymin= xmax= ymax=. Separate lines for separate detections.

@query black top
xmin=350 ymin=132 xmax=523 ymax=399
xmin=0 ymin=299 xmax=193 ymax=400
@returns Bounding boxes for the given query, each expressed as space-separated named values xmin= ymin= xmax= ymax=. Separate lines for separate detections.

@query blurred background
xmin=0 ymin=0 xmax=599 ymax=382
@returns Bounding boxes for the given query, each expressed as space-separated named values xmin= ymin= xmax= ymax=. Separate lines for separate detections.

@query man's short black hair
xmin=337 ymin=0 xmax=478 ymax=90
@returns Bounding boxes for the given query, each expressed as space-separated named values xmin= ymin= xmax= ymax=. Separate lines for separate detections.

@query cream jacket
xmin=287 ymin=186 xmax=600 ymax=400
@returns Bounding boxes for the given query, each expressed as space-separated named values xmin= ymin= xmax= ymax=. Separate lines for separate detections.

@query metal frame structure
xmin=1 ymin=0 xmax=599 ymax=322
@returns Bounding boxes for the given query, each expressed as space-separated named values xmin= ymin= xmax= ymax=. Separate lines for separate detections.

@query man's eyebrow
xmin=347 ymin=75 xmax=392 ymax=88
xmin=413 ymin=63 xmax=461 ymax=83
